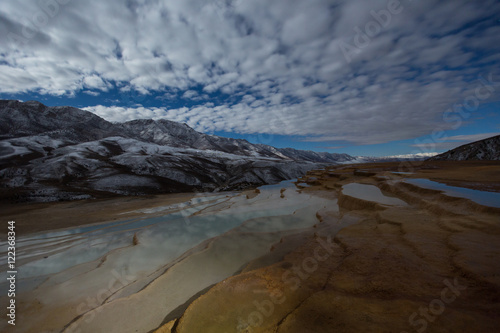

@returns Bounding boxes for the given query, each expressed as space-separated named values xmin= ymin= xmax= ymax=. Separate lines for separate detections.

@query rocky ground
xmin=160 ymin=161 xmax=500 ymax=333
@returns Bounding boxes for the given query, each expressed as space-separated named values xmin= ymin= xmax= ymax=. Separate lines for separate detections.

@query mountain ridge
xmin=428 ymin=135 xmax=500 ymax=161
xmin=0 ymin=99 xmax=354 ymax=162
xmin=0 ymin=100 xmax=354 ymax=202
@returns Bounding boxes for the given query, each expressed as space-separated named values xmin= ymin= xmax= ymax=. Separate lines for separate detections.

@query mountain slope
xmin=0 ymin=100 xmax=353 ymax=202
xmin=0 ymin=100 xmax=122 ymax=142
xmin=121 ymin=119 xmax=287 ymax=158
xmin=428 ymin=135 xmax=500 ymax=161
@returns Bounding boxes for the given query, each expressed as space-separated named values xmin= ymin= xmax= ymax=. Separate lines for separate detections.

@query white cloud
xmin=83 ymin=91 xmax=100 ymax=97
xmin=82 ymin=105 xmax=172 ymax=123
xmin=182 ymin=90 xmax=198 ymax=99
xmin=83 ymin=75 xmax=110 ymax=91
xmin=1 ymin=0 xmax=499 ymax=145
xmin=442 ymin=133 xmax=500 ymax=143
xmin=383 ymin=152 xmax=439 ymax=159
xmin=411 ymin=132 xmax=500 ymax=151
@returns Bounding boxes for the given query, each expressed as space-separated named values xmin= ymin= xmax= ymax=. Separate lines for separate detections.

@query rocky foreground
xmin=1 ymin=161 xmax=499 ymax=333
xmin=161 ymin=161 xmax=500 ymax=333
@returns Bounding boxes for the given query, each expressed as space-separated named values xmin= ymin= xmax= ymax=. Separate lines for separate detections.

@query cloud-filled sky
xmin=1 ymin=0 xmax=499 ymax=156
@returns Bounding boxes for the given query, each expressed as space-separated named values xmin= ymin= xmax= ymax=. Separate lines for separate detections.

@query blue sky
xmin=1 ymin=0 xmax=499 ymax=157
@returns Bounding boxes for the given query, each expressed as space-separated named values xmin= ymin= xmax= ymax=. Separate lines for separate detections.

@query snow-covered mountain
xmin=428 ymin=135 xmax=500 ymax=161
xmin=122 ymin=119 xmax=286 ymax=158
xmin=0 ymin=100 xmax=354 ymax=202
xmin=0 ymin=100 xmax=122 ymax=142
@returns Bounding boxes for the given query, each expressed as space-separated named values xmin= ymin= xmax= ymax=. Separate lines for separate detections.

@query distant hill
xmin=428 ymin=135 xmax=500 ymax=161
xmin=0 ymin=100 xmax=355 ymax=202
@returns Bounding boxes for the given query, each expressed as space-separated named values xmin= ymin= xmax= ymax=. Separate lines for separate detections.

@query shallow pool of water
xmin=405 ymin=179 xmax=500 ymax=208
xmin=0 ymin=180 xmax=331 ymax=289
xmin=342 ymin=183 xmax=407 ymax=206
xmin=258 ymin=179 xmax=297 ymax=190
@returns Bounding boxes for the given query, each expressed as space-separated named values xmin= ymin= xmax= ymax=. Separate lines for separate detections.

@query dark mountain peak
xmin=25 ymin=100 xmax=45 ymax=106
xmin=157 ymin=118 xmax=189 ymax=127
xmin=0 ymin=99 xmax=42 ymax=110
xmin=124 ymin=118 xmax=156 ymax=125
xmin=428 ymin=135 xmax=500 ymax=161
xmin=124 ymin=118 xmax=193 ymax=132
xmin=0 ymin=100 xmax=118 ymax=141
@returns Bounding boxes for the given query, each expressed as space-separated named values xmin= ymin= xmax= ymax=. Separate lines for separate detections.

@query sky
xmin=1 ymin=0 xmax=500 ymax=157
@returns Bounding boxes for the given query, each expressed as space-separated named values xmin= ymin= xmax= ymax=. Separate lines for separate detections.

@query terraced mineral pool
xmin=405 ymin=178 xmax=500 ymax=208
xmin=0 ymin=179 xmax=338 ymax=333
xmin=342 ymin=183 xmax=408 ymax=206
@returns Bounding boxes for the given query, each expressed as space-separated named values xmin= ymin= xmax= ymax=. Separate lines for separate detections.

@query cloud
xmin=182 ymin=90 xmax=198 ymax=99
xmin=82 ymin=105 xmax=173 ymax=123
xmin=384 ymin=152 xmax=439 ymax=159
xmin=83 ymin=75 xmax=111 ymax=91
xmin=443 ymin=133 xmax=500 ymax=143
xmin=1 ymin=0 xmax=500 ymax=145
xmin=411 ymin=132 xmax=500 ymax=151
xmin=316 ymin=146 xmax=346 ymax=150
